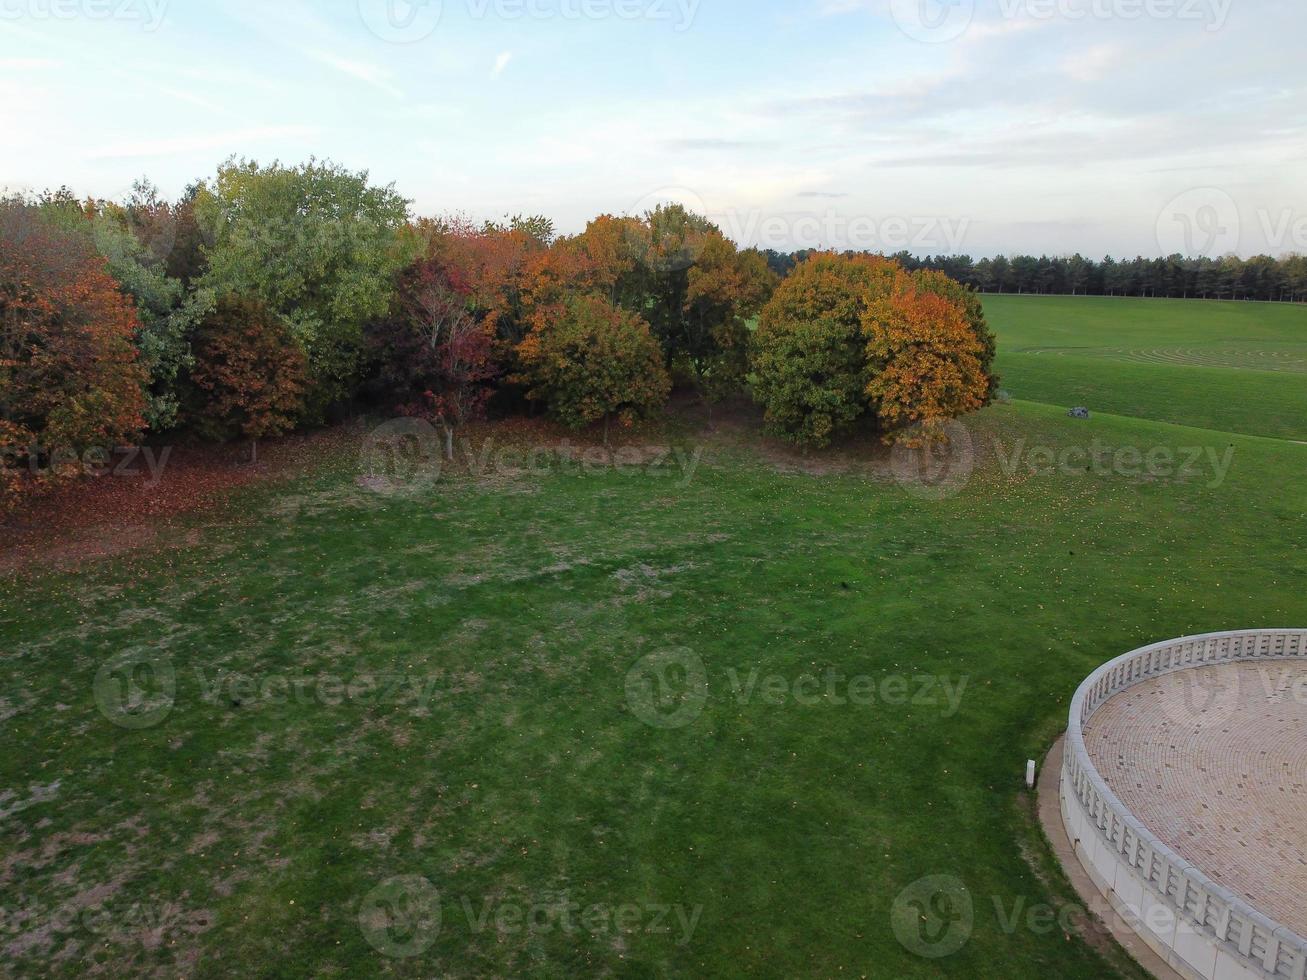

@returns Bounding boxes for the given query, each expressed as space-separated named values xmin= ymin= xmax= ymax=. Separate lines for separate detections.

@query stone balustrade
xmin=1061 ymin=629 xmax=1307 ymax=980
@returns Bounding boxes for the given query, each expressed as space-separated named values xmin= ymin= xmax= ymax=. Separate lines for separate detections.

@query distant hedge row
xmin=764 ymin=250 xmax=1307 ymax=303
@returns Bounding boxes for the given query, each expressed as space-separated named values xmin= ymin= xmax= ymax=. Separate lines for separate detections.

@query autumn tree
xmin=571 ymin=214 xmax=651 ymax=309
xmin=19 ymin=184 xmax=208 ymax=431
xmin=514 ymin=295 xmax=670 ymax=443
xmin=417 ymin=215 xmax=556 ymax=353
xmin=641 ymin=204 xmax=718 ymax=358
xmin=861 ymin=286 xmax=989 ymax=437
xmin=749 ymin=253 xmax=901 ymax=446
xmin=364 ymin=255 xmax=500 ymax=459
xmin=910 ymin=268 xmax=999 ymax=404
xmin=89 ymin=202 xmax=214 ymax=431
xmin=0 ymin=201 xmax=147 ymax=507
xmin=682 ymin=234 xmax=777 ymax=403
xmin=750 ymin=253 xmax=994 ymax=447
xmin=196 ymin=158 xmax=417 ymax=421
xmin=186 ymin=296 xmax=307 ymax=461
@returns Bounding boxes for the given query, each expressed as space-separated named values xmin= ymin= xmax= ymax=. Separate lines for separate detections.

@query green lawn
xmin=3 ymin=298 xmax=1307 ymax=977
xmin=986 ymin=294 xmax=1307 ymax=440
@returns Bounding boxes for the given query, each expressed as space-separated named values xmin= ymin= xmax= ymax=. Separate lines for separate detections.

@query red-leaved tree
xmin=187 ymin=296 xmax=307 ymax=462
xmin=367 ymin=255 xmax=500 ymax=459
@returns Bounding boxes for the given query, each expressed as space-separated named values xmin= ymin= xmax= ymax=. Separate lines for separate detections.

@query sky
xmin=1 ymin=0 xmax=1305 ymax=258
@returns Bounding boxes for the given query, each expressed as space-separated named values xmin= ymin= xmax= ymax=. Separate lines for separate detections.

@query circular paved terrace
xmin=1081 ymin=660 xmax=1307 ymax=939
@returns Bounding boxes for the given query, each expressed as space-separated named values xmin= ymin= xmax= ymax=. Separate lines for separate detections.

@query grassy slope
xmin=985 ymin=295 xmax=1307 ymax=441
xmin=3 ymin=399 xmax=1306 ymax=977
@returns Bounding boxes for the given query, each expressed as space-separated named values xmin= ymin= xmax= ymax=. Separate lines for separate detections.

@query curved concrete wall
xmin=1060 ymin=629 xmax=1307 ymax=980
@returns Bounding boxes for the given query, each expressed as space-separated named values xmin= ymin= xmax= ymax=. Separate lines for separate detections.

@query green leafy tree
xmin=196 ymin=158 xmax=417 ymax=421
xmin=514 ymin=295 xmax=670 ymax=443
xmin=641 ymin=204 xmax=718 ymax=358
xmin=683 ymin=235 xmax=777 ymax=403
xmin=90 ymin=206 xmax=213 ymax=430
xmin=749 ymin=253 xmax=900 ymax=446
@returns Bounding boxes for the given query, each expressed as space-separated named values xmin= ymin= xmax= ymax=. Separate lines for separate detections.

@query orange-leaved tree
xmin=514 ymin=294 xmax=670 ymax=444
xmin=0 ymin=201 xmax=147 ymax=510
xmin=750 ymin=252 xmax=994 ymax=446
xmin=861 ymin=285 xmax=989 ymax=438
xmin=910 ymin=268 xmax=999 ymax=404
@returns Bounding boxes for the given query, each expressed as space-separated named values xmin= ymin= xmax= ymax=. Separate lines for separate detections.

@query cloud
xmin=0 ymin=58 xmax=62 ymax=71
xmin=1061 ymin=43 xmax=1125 ymax=82
xmin=662 ymin=138 xmax=770 ymax=151
xmin=304 ymin=49 xmax=403 ymax=99
xmin=88 ymin=126 xmax=319 ymax=160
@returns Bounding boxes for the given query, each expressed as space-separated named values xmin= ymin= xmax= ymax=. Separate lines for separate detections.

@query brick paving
xmin=1082 ymin=661 xmax=1307 ymax=938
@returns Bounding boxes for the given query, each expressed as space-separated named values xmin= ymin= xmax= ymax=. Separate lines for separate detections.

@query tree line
xmin=1 ymin=158 xmax=1001 ymax=512
xmin=763 ymin=250 xmax=1307 ymax=303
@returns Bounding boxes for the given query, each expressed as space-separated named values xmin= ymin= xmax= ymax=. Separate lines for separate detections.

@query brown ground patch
xmin=0 ymin=426 xmax=358 ymax=578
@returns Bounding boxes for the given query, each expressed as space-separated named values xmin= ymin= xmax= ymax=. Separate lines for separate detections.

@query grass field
xmin=987 ymin=295 xmax=1307 ymax=441
xmin=2 ymin=297 xmax=1306 ymax=977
